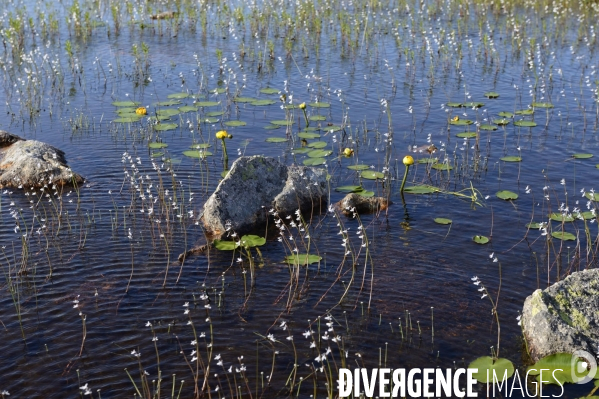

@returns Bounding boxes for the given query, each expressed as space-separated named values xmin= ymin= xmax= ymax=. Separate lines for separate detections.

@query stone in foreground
xmin=0 ymin=131 xmax=84 ymax=188
xmin=521 ymin=268 xmax=599 ymax=362
xmin=202 ymin=156 xmax=327 ymax=236
xmin=335 ymin=193 xmax=391 ymax=215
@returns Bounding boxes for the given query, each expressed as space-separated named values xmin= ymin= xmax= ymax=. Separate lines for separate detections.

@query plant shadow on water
xmin=0 ymin=0 xmax=598 ymax=397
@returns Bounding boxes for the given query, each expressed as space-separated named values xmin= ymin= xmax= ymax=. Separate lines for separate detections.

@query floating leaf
xmin=549 ymin=213 xmax=575 ymax=222
xmin=514 ymin=120 xmax=537 ymax=127
xmin=527 ymin=353 xmax=591 ymax=385
xmin=446 ymin=102 xmax=462 ymax=107
xmin=500 ymin=156 xmax=522 ymax=162
xmin=479 ymin=124 xmax=498 ymax=131
xmin=498 ymin=111 xmax=514 ymax=118
xmin=154 ymin=123 xmax=178 ymax=131
xmin=355 ymin=190 xmax=375 ymax=197
xmin=213 ymin=240 xmax=238 ymax=251
xmin=195 ymin=101 xmax=220 ymax=107
xmin=463 ymin=102 xmax=485 ymax=108
xmin=263 ymin=125 xmax=279 ymax=130
xmin=179 ymin=105 xmax=199 ymax=113
xmin=251 ymin=99 xmax=277 ymax=106
xmin=206 ymin=111 xmax=225 ymax=117
xmin=473 ymin=235 xmax=489 ymax=244
xmin=579 ymin=211 xmax=596 ymax=220
xmin=284 ymin=104 xmax=300 ymax=109
xmin=154 ymin=100 xmax=182 ymax=106
xmin=585 ymin=192 xmax=599 ymax=202
xmin=307 ymin=149 xmax=332 ymax=158
xmin=484 ymin=92 xmax=500 ymax=99
xmin=335 ymin=185 xmax=364 ymax=193
xmin=183 ymin=150 xmax=212 ymax=158
xmin=496 ymin=190 xmax=518 ymax=200
xmin=298 ymin=132 xmax=321 ymax=139
xmin=552 ymin=231 xmax=576 ymax=241
xmin=259 ymin=88 xmax=279 ymax=95
xmin=148 ymin=142 xmax=168 ymax=149
xmin=224 ymin=120 xmax=247 ymax=127
xmin=151 ymin=152 xmax=164 ymax=158
xmin=347 ymin=164 xmax=371 ymax=171
xmin=431 ymin=163 xmax=453 ymax=171
xmin=240 ymin=235 xmax=266 ymax=248
xmin=361 ymin=170 xmax=385 ymax=180
xmin=309 ymin=102 xmax=330 ymax=108
xmin=493 ymin=119 xmax=510 ymax=126
xmin=116 ymin=107 xmax=138 ymax=115
xmin=322 ymin=125 xmax=343 ymax=132
xmin=265 ymin=137 xmax=288 ymax=143
xmin=515 ymin=109 xmax=534 ymax=115
xmin=573 ymin=153 xmax=593 ymax=159
xmin=526 ymin=222 xmax=543 ymax=229
xmin=417 ymin=157 xmax=438 ymax=164
xmin=156 ymin=109 xmax=180 ymax=117
xmin=284 ymin=253 xmax=322 ymax=265
xmin=292 ymin=148 xmax=311 ymax=154
xmin=167 ymin=92 xmax=189 ymax=99
xmin=309 ymin=115 xmax=327 ymax=121
xmin=403 ymin=185 xmax=440 ymax=194
xmin=532 ymin=102 xmax=554 ymax=108
xmin=203 ymin=117 xmax=219 ymax=124
xmin=307 ymin=141 xmax=327 ymax=149
xmin=456 ymin=132 xmax=477 ymax=138
xmin=233 ymin=97 xmax=257 ymax=103
xmin=450 ymin=119 xmax=474 ymax=125
xmin=469 ymin=357 xmax=514 ymax=383
xmin=211 ymin=88 xmax=227 ymax=94
xmin=112 ymin=100 xmax=139 ymax=107
xmin=303 ymin=157 xmax=326 ymax=166
xmin=434 ymin=218 xmax=452 ymax=225
xmin=271 ymin=119 xmax=293 ymax=126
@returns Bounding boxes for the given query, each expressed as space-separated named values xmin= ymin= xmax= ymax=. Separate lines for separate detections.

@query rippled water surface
xmin=0 ymin=0 xmax=598 ymax=397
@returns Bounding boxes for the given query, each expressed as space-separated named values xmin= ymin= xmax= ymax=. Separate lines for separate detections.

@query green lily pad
xmin=493 ymin=119 xmax=510 ymax=126
xmin=240 ymin=235 xmax=266 ymax=248
xmin=292 ymin=148 xmax=311 ymax=154
xmin=154 ymin=123 xmax=178 ymax=131
xmin=500 ymin=156 xmax=522 ymax=162
xmin=515 ymin=109 xmax=534 ymax=115
xmin=456 ymin=132 xmax=477 ymax=138
xmin=213 ymin=240 xmax=239 ymax=251
xmin=417 ymin=157 xmax=438 ymax=164
xmin=434 ymin=218 xmax=452 ymax=225
xmin=116 ymin=107 xmax=138 ymax=115
xmin=446 ymin=102 xmax=462 ymax=107
xmin=361 ymin=170 xmax=385 ymax=180
xmin=271 ymin=119 xmax=293 ymax=126
xmin=224 ymin=120 xmax=247 ymax=127
xmin=259 ymin=88 xmax=279 ymax=95
xmin=573 ymin=153 xmax=593 ymax=159
xmin=484 ymin=92 xmax=499 ymax=99
xmin=148 ymin=115 xmax=171 ymax=122
xmin=303 ymin=157 xmax=326 ymax=166
xmin=211 ymin=88 xmax=227 ymax=94
xmin=552 ymin=231 xmax=576 ymax=241
xmin=579 ymin=211 xmax=596 ymax=220
xmin=298 ymin=132 xmax=321 ymax=139
xmin=203 ymin=117 xmax=220 ymax=123
xmin=112 ymin=101 xmax=140 ymax=107
xmin=263 ymin=125 xmax=280 ymax=130
xmin=403 ymin=185 xmax=440 ymax=194
xmin=195 ymin=101 xmax=220 ymax=107
xmin=532 ymin=102 xmax=554 ymax=108
xmin=309 ymin=102 xmax=330 ymax=108
xmin=148 ymin=142 xmax=168 ymax=149
xmin=479 ymin=124 xmax=498 ymax=131
xmin=154 ymin=100 xmax=182 ymax=106
xmin=113 ymin=116 xmax=142 ymax=123
xmin=179 ymin=106 xmax=199 ymax=113
xmin=266 ymin=137 xmax=288 ymax=143
xmin=151 ymin=152 xmax=164 ymax=158
xmin=498 ymin=111 xmax=514 ymax=118
xmin=284 ymin=253 xmax=322 ymax=265
xmin=309 ymin=115 xmax=327 ymax=121
xmin=463 ymin=102 xmax=484 ymax=108
xmin=233 ymin=97 xmax=257 ymax=103
xmin=355 ymin=190 xmax=375 ymax=198
xmin=336 ymin=185 xmax=364 ymax=193
xmin=251 ymin=99 xmax=277 ymax=106
xmin=528 ymin=353 xmax=591 ymax=385
xmin=167 ymin=92 xmax=189 ymax=99
xmin=514 ymin=120 xmax=537 ymax=127
xmin=307 ymin=149 xmax=332 ymax=158
xmin=206 ymin=111 xmax=225 ymax=117
xmin=307 ymin=141 xmax=328 ymax=149
xmin=450 ymin=119 xmax=474 ymax=125
xmin=550 ymin=213 xmax=575 ymax=222
xmin=284 ymin=104 xmax=300 ymax=109
xmin=431 ymin=163 xmax=453 ymax=171
xmin=469 ymin=357 xmax=514 ymax=383
xmin=526 ymin=222 xmax=543 ymax=229
xmin=182 ymin=150 xmax=213 ymax=158
xmin=322 ymin=125 xmax=343 ymax=132
xmin=473 ymin=235 xmax=489 ymax=244
xmin=347 ymin=164 xmax=371 ymax=171
xmin=496 ymin=190 xmax=518 ymax=200
xmin=585 ymin=192 xmax=599 ymax=201
xmin=156 ymin=109 xmax=180 ymax=117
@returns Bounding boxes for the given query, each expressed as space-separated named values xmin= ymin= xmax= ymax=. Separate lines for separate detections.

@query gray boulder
xmin=521 ymin=268 xmax=599 ymax=362
xmin=0 ymin=132 xmax=83 ymax=188
xmin=202 ymin=156 xmax=327 ymax=236
xmin=336 ymin=193 xmax=391 ymax=215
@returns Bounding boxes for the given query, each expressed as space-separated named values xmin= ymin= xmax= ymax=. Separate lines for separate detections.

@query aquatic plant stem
xmin=400 ymin=164 xmax=410 ymax=194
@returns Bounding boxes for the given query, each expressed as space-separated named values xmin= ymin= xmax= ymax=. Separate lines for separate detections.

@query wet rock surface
xmin=335 ymin=193 xmax=391 ymax=215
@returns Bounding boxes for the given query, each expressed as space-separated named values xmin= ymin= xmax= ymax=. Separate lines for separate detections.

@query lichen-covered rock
xmin=202 ymin=156 xmax=327 ymax=236
xmin=336 ymin=193 xmax=391 ymax=215
xmin=0 ymin=130 xmax=25 ymax=147
xmin=521 ymin=268 xmax=599 ymax=362
xmin=0 ymin=139 xmax=84 ymax=188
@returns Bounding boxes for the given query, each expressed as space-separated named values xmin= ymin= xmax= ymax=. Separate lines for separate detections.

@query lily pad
xmin=526 ymin=222 xmax=543 ymax=229
xmin=484 ymin=92 xmax=499 ymax=99
xmin=263 ymin=125 xmax=280 ymax=130
xmin=550 ymin=213 xmax=575 ymax=222
xmin=514 ymin=120 xmax=537 ymax=127
xmin=403 ymin=185 xmax=440 ymax=194
xmin=532 ymin=102 xmax=554 ymax=108
xmin=224 ymin=120 xmax=247 ymax=127
xmin=479 ymin=124 xmax=498 ymax=131
xmin=446 ymin=102 xmax=462 ymax=107
xmin=211 ymin=88 xmax=227 ymax=94
xmin=259 ymin=88 xmax=279 ymax=95
xmin=148 ymin=142 xmax=168 ymax=149
xmin=321 ymin=125 xmax=343 ymax=133
xmin=307 ymin=149 xmax=332 ymax=158
xmin=203 ymin=117 xmax=220 ymax=124
xmin=154 ymin=100 xmax=182 ymax=106
xmin=450 ymin=119 xmax=474 ymax=126
xmin=493 ymin=119 xmax=510 ymax=126
xmin=303 ymin=157 xmax=326 ymax=166
xmin=116 ymin=107 xmax=138 ymax=115
xmin=182 ymin=150 xmax=212 ymax=158
xmin=361 ymin=170 xmax=385 ymax=180
xmin=515 ymin=109 xmax=534 ymax=115
xmin=271 ymin=119 xmax=293 ymax=126
xmin=167 ymin=92 xmax=189 ymax=99
xmin=265 ymin=137 xmax=288 ymax=143
xmin=284 ymin=253 xmax=322 ymax=265
xmin=112 ymin=101 xmax=140 ymax=107
xmin=573 ymin=153 xmax=593 ymax=159
xmin=456 ymin=132 xmax=477 ymax=138
xmin=434 ymin=218 xmax=452 ymax=225
xmin=336 ymin=185 xmax=364 ymax=193
xmin=307 ymin=141 xmax=328 ymax=149
xmin=309 ymin=115 xmax=327 ymax=121
xmin=498 ymin=111 xmax=514 ymax=118
xmin=578 ymin=211 xmax=596 ymax=220
xmin=355 ymin=190 xmax=375 ymax=197
xmin=417 ymin=157 xmax=438 ymax=164
xmin=585 ymin=192 xmax=599 ymax=201
xmin=251 ymin=99 xmax=277 ymax=106
xmin=469 ymin=357 xmax=514 ymax=383
xmin=206 ymin=111 xmax=225 ymax=117
xmin=473 ymin=235 xmax=489 ymax=244
xmin=195 ymin=101 xmax=220 ymax=107
xmin=298 ymin=132 xmax=321 ymax=139
xmin=309 ymin=102 xmax=330 ymax=108
xmin=154 ymin=123 xmax=178 ymax=131
xmin=463 ymin=102 xmax=485 ymax=108
xmin=179 ymin=106 xmax=199 ymax=113
xmin=239 ymin=235 xmax=266 ymax=248
xmin=500 ymin=156 xmax=522 ymax=162
xmin=292 ymin=148 xmax=311 ymax=154
xmin=233 ymin=97 xmax=257 ymax=103
xmin=156 ymin=109 xmax=180 ymax=117
xmin=213 ymin=240 xmax=239 ymax=251
xmin=496 ymin=190 xmax=518 ymax=200
xmin=527 ymin=353 xmax=591 ymax=385
xmin=347 ymin=164 xmax=371 ymax=171
xmin=431 ymin=163 xmax=453 ymax=171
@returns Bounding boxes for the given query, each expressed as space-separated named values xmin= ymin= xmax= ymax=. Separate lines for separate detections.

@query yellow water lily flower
xmin=343 ymin=148 xmax=354 ymax=157
xmin=299 ymin=102 xmax=306 ymax=110
xmin=216 ymin=130 xmax=228 ymax=140
xmin=451 ymin=115 xmax=459 ymax=122
xmin=135 ymin=107 xmax=147 ymax=115
xmin=403 ymin=155 xmax=414 ymax=166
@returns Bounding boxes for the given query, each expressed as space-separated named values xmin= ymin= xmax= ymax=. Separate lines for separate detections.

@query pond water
xmin=0 ymin=0 xmax=598 ymax=397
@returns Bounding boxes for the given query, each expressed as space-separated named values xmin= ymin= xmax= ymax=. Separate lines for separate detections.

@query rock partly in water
xmin=0 ymin=134 xmax=84 ymax=188
xmin=336 ymin=193 xmax=391 ymax=215
xmin=521 ymin=268 xmax=599 ymax=362
xmin=202 ymin=156 xmax=327 ymax=236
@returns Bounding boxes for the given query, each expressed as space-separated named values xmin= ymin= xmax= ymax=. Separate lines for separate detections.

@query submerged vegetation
xmin=0 ymin=0 xmax=598 ymax=396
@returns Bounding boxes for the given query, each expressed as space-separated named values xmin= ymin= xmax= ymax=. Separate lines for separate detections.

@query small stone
xmin=335 ymin=193 xmax=391 ymax=215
